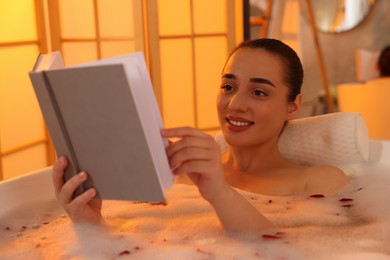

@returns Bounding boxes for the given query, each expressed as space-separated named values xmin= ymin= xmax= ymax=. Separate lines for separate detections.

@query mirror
xmin=311 ymin=0 xmax=376 ymax=33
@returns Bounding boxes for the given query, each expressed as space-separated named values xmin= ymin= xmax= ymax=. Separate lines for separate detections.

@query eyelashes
xmin=220 ymin=84 xmax=234 ymax=93
xmin=220 ymin=84 xmax=268 ymax=97
xmin=253 ymin=89 xmax=267 ymax=97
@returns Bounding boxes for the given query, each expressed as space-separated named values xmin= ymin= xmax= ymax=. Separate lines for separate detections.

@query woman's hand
xmin=52 ymin=156 xmax=103 ymax=224
xmin=162 ymin=127 xmax=275 ymax=233
xmin=161 ymin=127 xmax=230 ymax=202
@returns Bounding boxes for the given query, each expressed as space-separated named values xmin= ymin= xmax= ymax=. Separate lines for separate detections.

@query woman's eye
xmin=221 ymin=84 xmax=234 ymax=92
xmin=253 ymin=89 xmax=267 ymax=96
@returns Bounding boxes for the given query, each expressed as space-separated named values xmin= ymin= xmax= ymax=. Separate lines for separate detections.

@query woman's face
xmin=217 ymin=47 xmax=301 ymax=147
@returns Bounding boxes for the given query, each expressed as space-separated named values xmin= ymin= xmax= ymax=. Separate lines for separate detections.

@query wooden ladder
xmin=249 ymin=0 xmax=274 ymax=39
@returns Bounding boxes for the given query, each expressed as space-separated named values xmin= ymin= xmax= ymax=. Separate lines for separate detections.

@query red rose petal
xmin=309 ymin=194 xmax=325 ymax=198
xmin=339 ymin=198 xmax=353 ymax=202
xmin=119 ymin=250 xmax=130 ymax=256
xmin=262 ymin=234 xmax=282 ymax=239
xmin=150 ymin=202 xmax=167 ymax=206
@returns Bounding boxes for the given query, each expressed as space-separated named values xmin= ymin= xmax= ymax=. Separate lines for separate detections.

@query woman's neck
xmin=222 ymin=141 xmax=291 ymax=174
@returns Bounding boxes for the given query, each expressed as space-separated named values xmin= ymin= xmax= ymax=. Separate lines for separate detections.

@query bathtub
xmin=1 ymin=139 xmax=389 ymax=259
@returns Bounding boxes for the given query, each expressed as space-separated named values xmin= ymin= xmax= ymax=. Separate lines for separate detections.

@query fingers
xmin=162 ymin=127 xmax=227 ymax=202
xmin=164 ymin=130 xmax=218 ymax=169
xmin=168 ymin=146 xmax=214 ymax=171
xmin=59 ymin=171 xmax=88 ymax=204
xmin=161 ymin=127 xmax=222 ymax=177
xmin=173 ymin=160 xmax=213 ymax=176
xmin=52 ymin=156 xmax=67 ymax=197
xmin=165 ymin=135 xmax=214 ymax=158
xmin=161 ymin=127 xmax=210 ymax=139
xmin=162 ymin=127 xmax=218 ymax=156
xmin=66 ymin=188 xmax=96 ymax=214
xmin=52 ymin=157 xmax=102 ymax=223
xmin=52 ymin=156 xmax=94 ymax=205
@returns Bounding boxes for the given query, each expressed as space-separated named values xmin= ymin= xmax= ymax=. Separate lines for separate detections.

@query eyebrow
xmin=221 ymin=73 xmax=276 ymax=88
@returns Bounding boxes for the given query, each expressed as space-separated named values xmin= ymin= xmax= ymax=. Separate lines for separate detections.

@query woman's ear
xmin=287 ymin=94 xmax=302 ymax=119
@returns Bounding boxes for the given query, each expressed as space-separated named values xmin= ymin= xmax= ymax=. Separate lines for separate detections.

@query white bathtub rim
xmin=0 ymin=139 xmax=389 ymax=217
xmin=0 ymin=166 xmax=55 ymax=217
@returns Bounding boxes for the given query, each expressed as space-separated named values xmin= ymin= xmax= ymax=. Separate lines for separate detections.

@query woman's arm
xmin=208 ymin=185 xmax=275 ymax=233
xmin=52 ymin=156 xmax=103 ymax=224
xmin=162 ymin=127 xmax=275 ymax=233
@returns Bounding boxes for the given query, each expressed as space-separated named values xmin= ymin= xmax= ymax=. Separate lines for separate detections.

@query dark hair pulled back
xmin=229 ymin=38 xmax=303 ymax=102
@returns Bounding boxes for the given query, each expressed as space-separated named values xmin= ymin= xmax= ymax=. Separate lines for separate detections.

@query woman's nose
xmin=228 ymin=92 xmax=248 ymax=112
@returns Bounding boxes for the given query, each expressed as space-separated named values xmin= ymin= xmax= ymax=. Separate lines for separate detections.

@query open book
xmin=29 ymin=51 xmax=173 ymax=202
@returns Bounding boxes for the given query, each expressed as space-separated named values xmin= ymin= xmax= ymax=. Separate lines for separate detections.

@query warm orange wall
xmin=0 ymin=0 xmax=242 ymax=180
xmin=0 ymin=0 xmax=48 ymax=180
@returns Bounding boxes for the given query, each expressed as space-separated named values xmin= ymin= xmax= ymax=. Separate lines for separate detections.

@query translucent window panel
xmin=158 ymin=0 xmax=191 ymax=36
xmin=160 ymin=39 xmax=194 ymax=128
xmin=100 ymin=41 xmax=135 ymax=59
xmin=281 ymin=0 xmax=299 ymax=34
xmin=97 ymin=0 xmax=135 ymax=38
xmin=0 ymin=0 xmax=37 ymax=42
xmin=2 ymin=144 xmax=47 ymax=180
xmin=194 ymin=37 xmax=228 ymax=129
xmin=0 ymin=45 xmax=46 ymax=152
xmin=193 ymin=0 xmax=227 ymax=34
xmin=59 ymin=0 xmax=96 ymax=38
xmin=235 ymin=0 xmax=244 ymax=45
xmin=61 ymin=42 xmax=98 ymax=66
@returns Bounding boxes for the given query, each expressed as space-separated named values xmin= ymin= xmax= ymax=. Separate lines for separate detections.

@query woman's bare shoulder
xmin=303 ymin=165 xmax=348 ymax=196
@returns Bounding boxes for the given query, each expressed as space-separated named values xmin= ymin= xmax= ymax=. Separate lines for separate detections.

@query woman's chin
xmin=223 ymin=134 xmax=252 ymax=148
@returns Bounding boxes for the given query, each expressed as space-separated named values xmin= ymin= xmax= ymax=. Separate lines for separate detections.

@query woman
xmin=53 ymin=38 xmax=347 ymax=233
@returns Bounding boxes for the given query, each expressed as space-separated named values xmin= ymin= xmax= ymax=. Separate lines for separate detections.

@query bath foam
xmin=1 ymin=172 xmax=390 ymax=259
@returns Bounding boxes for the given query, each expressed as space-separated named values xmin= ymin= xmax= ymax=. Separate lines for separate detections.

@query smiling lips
xmin=225 ymin=117 xmax=254 ymax=132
